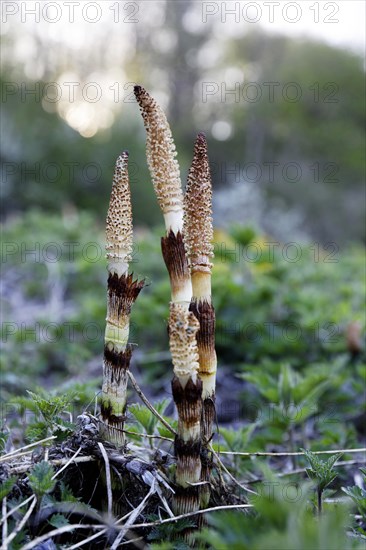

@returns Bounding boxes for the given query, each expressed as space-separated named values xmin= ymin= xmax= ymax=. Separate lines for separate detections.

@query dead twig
xmin=51 ymin=446 xmax=82 ymax=480
xmin=211 ymin=446 xmax=258 ymax=496
xmin=0 ymin=436 xmax=56 ymax=463
xmin=128 ymin=371 xmax=177 ymax=436
xmin=110 ymin=481 xmax=156 ymax=549
xmin=19 ymin=524 xmax=106 ymax=550
xmin=126 ymin=503 xmax=253 ymax=530
xmin=123 ymin=428 xmax=173 ymax=442
xmin=2 ymin=497 xmax=7 ymax=550
xmin=7 ymin=456 xmax=95 ymax=475
xmin=68 ymin=529 xmax=106 ymax=549
xmin=68 ymin=506 xmax=139 ymax=549
xmin=97 ymin=442 xmax=113 ymax=519
xmin=3 ymin=495 xmax=37 ymax=548
xmin=217 ymin=447 xmax=366 ymax=457
xmin=0 ymin=495 xmax=35 ymax=526
xmin=243 ymin=458 xmax=366 ymax=484
xmin=118 ymin=536 xmax=145 ymax=546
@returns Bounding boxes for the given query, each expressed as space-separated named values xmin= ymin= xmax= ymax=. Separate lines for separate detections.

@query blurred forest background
xmin=1 ymin=0 xmax=365 ymax=412
xmin=1 ymin=0 xmax=365 ymax=243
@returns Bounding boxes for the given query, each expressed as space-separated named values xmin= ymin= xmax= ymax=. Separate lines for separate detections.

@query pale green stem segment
xmin=104 ymin=320 xmax=129 ymax=352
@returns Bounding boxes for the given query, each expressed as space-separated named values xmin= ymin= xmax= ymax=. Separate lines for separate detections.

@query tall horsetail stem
xmin=100 ymin=152 xmax=144 ymax=447
xmin=184 ymin=133 xmax=217 ymax=505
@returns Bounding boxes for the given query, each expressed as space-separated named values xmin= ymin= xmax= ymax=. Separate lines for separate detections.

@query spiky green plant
xmin=303 ymin=449 xmax=342 ymax=515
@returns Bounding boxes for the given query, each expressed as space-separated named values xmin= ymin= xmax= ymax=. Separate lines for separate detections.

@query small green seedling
xmin=302 ymin=449 xmax=342 ymax=515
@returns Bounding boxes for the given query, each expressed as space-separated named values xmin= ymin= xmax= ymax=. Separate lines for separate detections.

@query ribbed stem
xmin=101 ymin=344 xmax=132 ymax=447
xmin=100 ymin=153 xmax=144 ymax=447
xmin=172 ymin=377 xmax=202 ymax=546
xmin=189 ymin=296 xmax=216 ymax=508
xmin=184 ymin=134 xmax=217 ymax=507
xmin=172 ymin=378 xmax=203 ymax=491
xmin=169 ymin=305 xmax=202 ymax=530
xmin=101 ymin=274 xmax=144 ymax=446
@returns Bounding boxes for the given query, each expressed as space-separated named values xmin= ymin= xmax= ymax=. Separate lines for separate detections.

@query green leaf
xmin=302 ymin=450 xmax=342 ymax=492
xmin=25 ymin=421 xmax=49 ymax=443
xmin=305 ymin=468 xmax=318 ymax=481
xmin=129 ymin=404 xmax=153 ymax=432
xmin=130 ymin=400 xmax=170 ymax=435
xmin=326 ymin=452 xmax=343 ymax=471
xmin=157 ymin=420 xmax=177 ymax=439
xmin=29 ymin=461 xmax=56 ymax=497
xmin=27 ymin=390 xmax=74 ymax=424
xmin=49 ymin=513 xmax=69 ymax=528
xmin=219 ymin=424 xmax=257 ymax=452
xmin=52 ymin=418 xmax=75 ymax=441
xmin=0 ymin=476 xmax=17 ymax=500
xmin=342 ymin=477 xmax=366 ymax=518
xmin=59 ymin=481 xmax=79 ymax=503
xmin=147 ymin=514 xmax=195 ymax=545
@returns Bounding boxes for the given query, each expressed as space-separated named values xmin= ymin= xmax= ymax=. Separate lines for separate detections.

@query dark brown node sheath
xmin=100 ymin=345 xmax=132 ymax=433
xmin=161 ymin=230 xmax=191 ymax=304
xmin=107 ymin=272 xmax=145 ymax=318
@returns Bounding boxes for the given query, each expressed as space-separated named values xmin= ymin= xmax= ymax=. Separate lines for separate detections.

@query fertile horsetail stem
xmin=100 ymin=152 xmax=144 ymax=447
xmin=184 ymin=133 xmax=217 ymax=505
xmin=134 ymin=85 xmax=192 ymax=307
xmin=184 ymin=132 xmax=214 ymax=299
